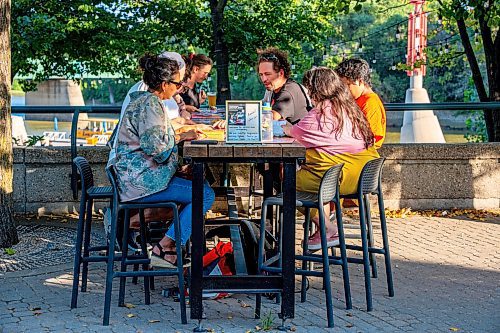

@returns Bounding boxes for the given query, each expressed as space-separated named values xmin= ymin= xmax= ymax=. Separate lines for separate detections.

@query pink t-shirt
xmin=289 ymin=100 xmax=367 ymax=156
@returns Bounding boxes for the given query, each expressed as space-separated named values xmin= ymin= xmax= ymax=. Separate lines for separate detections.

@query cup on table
xmin=207 ymin=92 xmax=217 ymax=108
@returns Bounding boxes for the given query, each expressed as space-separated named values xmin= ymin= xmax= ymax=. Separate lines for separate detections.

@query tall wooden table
xmin=183 ymin=141 xmax=305 ymax=328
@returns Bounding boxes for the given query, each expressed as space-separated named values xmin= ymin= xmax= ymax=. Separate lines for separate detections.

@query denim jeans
xmin=133 ymin=176 xmax=215 ymax=245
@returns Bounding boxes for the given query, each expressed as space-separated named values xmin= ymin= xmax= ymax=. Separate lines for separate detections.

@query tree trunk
xmin=0 ymin=0 xmax=19 ymax=247
xmin=456 ymin=12 xmax=500 ymax=142
xmin=210 ymin=0 xmax=231 ymax=104
xmin=485 ymin=19 xmax=500 ymax=142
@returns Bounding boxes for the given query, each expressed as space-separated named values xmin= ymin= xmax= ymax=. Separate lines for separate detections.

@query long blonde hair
xmin=302 ymin=67 xmax=374 ymax=148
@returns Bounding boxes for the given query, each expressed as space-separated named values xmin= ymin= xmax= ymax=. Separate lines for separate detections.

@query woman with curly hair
xmin=283 ymin=66 xmax=378 ymax=249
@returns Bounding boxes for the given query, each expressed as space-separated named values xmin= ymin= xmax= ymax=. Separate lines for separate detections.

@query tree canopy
xmin=8 ymin=0 xmax=500 ymax=140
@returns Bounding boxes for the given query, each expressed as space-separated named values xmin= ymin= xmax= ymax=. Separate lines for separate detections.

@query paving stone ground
xmin=1 ymin=213 xmax=499 ymax=333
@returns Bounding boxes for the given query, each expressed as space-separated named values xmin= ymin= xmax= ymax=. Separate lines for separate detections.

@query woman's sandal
xmin=150 ymin=243 xmax=191 ymax=269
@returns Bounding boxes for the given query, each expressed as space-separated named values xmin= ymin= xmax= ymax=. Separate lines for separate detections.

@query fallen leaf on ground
xmin=29 ymin=307 xmax=41 ymax=311
xmin=240 ymin=302 xmax=250 ymax=308
xmin=346 ymin=312 xmax=353 ymax=317
xmin=449 ymin=328 xmax=460 ymax=332
xmin=346 ymin=323 xmax=354 ymax=328
xmin=124 ymin=303 xmax=136 ymax=309
xmin=148 ymin=320 xmax=160 ymax=323
xmin=126 ymin=313 xmax=135 ymax=318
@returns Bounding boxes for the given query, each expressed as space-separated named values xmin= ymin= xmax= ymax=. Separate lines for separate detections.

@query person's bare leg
xmin=310 ymin=204 xmax=337 ymax=238
xmin=152 ymin=236 xmax=177 ymax=263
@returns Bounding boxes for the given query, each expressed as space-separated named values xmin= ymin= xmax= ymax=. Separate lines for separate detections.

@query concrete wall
xmin=12 ymin=144 xmax=500 ymax=215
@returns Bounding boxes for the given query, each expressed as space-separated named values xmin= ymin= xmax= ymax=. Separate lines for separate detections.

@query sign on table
xmin=225 ymin=100 xmax=262 ymax=143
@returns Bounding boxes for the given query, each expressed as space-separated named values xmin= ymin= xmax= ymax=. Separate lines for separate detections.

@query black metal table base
xmin=190 ymin=159 xmax=298 ymax=323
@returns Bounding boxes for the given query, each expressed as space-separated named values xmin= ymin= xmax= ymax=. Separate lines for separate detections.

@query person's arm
xmin=185 ymin=105 xmax=201 ymax=113
xmin=363 ymin=98 xmax=386 ymax=147
xmin=271 ymin=110 xmax=282 ymax=120
xmin=175 ymin=129 xmax=199 ymax=142
xmin=272 ymin=91 xmax=295 ymax=121
xmin=288 ymin=110 xmax=322 ymax=148
xmin=137 ymin=96 xmax=175 ymax=164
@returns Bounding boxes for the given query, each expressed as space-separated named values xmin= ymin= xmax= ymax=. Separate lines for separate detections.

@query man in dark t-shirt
xmin=257 ymin=47 xmax=311 ymax=124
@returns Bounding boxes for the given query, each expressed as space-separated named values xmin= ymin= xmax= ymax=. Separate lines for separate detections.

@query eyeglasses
xmin=169 ymin=80 xmax=183 ymax=89
xmin=259 ymin=53 xmax=281 ymax=66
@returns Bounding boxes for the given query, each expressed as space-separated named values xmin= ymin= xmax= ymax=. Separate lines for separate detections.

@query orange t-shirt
xmin=356 ymin=93 xmax=386 ymax=149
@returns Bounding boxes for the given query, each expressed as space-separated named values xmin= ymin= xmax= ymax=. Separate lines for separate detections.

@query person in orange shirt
xmin=335 ymin=58 xmax=386 ymax=149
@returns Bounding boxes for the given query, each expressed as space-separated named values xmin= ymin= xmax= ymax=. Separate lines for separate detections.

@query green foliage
xmin=260 ymin=310 xmax=275 ymax=331
xmin=3 ymin=248 xmax=16 ymax=255
xmin=11 ymin=0 xmax=178 ymax=88
xmin=81 ymin=78 xmax=136 ymax=105
xmin=24 ymin=135 xmax=45 ymax=147
xmin=11 ymin=80 xmax=23 ymax=91
xmin=464 ymin=111 xmax=487 ymax=142
xmin=11 ymin=0 xmax=493 ymax=109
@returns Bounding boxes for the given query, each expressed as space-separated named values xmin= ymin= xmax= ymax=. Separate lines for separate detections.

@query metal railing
xmin=11 ymin=102 xmax=500 ymax=199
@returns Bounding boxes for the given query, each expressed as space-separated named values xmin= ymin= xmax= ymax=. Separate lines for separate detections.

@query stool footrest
xmin=329 ymin=255 xmax=365 ymax=265
xmin=296 ymin=254 xmax=343 ymax=266
xmin=345 ymin=244 xmax=386 ymax=254
xmin=123 ymin=258 xmax=150 ymax=266
xmin=88 ymin=245 xmax=108 ymax=252
xmin=114 ymin=269 xmax=180 ymax=278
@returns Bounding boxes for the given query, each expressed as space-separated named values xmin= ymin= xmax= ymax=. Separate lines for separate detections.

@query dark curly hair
xmin=139 ymin=53 xmax=179 ymax=91
xmin=302 ymin=67 xmax=374 ymax=148
xmin=256 ymin=47 xmax=291 ymax=79
xmin=335 ymin=58 xmax=372 ymax=87
xmin=182 ymin=53 xmax=213 ymax=81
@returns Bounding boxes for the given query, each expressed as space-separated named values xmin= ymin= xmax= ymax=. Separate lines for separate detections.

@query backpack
xmin=203 ymin=241 xmax=235 ymax=276
xmin=205 ymin=220 xmax=275 ymax=275
xmin=202 ymin=241 xmax=235 ymax=299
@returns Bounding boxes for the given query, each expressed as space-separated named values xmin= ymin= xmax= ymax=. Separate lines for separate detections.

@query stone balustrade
xmin=12 ymin=143 xmax=500 ymax=215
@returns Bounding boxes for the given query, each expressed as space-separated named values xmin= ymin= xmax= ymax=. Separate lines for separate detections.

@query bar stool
xmin=256 ymin=164 xmax=351 ymax=328
xmin=340 ymin=157 xmax=394 ymax=312
xmin=103 ymin=165 xmax=187 ymax=326
xmin=71 ymin=156 xmax=113 ymax=309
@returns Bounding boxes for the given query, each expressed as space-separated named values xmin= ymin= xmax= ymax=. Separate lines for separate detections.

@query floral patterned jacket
xmin=114 ymin=91 xmax=179 ymax=201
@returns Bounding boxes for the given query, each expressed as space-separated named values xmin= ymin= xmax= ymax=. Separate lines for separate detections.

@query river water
xmin=10 ymin=94 xmax=466 ymax=143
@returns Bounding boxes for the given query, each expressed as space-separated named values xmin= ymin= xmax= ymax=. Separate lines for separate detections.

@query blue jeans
xmin=133 ymin=177 xmax=215 ymax=245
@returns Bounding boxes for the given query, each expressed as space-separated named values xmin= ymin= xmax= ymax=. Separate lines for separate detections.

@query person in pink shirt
xmin=283 ymin=67 xmax=379 ymax=250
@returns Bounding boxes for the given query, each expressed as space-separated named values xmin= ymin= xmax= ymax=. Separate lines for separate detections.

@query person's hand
xmin=212 ymin=119 xmax=226 ymax=129
xmin=200 ymin=90 xmax=207 ymax=104
xmin=185 ymin=105 xmax=200 ymax=113
xmin=282 ymin=122 xmax=293 ymax=137
xmin=195 ymin=124 xmax=213 ymax=132
xmin=179 ymin=129 xmax=202 ymax=142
